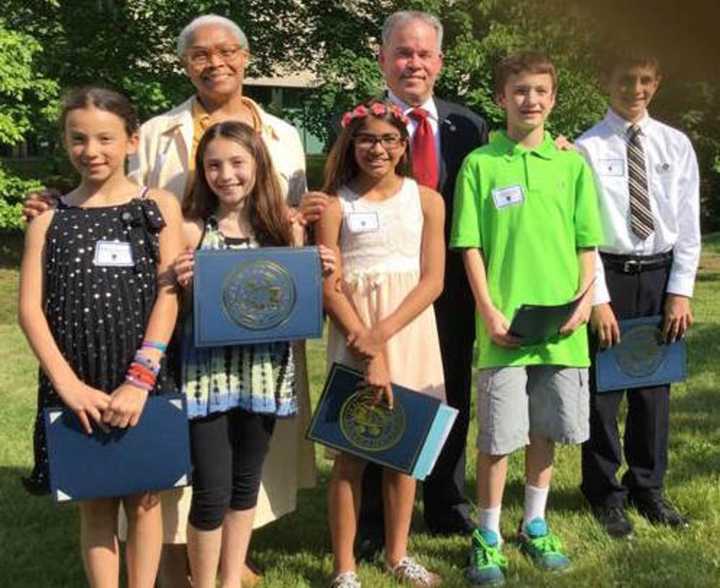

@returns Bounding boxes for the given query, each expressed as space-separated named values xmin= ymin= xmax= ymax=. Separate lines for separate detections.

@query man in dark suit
xmin=300 ymin=8 xmax=487 ymax=553
xmin=356 ymin=9 xmax=488 ymax=548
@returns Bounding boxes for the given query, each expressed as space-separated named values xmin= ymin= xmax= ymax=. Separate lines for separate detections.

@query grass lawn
xmin=2 ymin=232 xmax=720 ymax=587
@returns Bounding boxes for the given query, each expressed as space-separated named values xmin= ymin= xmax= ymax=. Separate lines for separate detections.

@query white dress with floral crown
xmin=327 ymin=178 xmax=446 ymax=400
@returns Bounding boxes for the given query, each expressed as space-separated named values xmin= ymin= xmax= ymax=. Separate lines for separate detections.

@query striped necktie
xmin=627 ymin=124 xmax=654 ymax=240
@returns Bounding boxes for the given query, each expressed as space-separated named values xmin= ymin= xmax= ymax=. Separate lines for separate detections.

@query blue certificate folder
xmin=307 ymin=363 xmax=458 ymax=480
xmin=44 ymin=395 xmax=191 ymax=502
xmin=193 ymin=247 xmax=323 ymax=347
xmin=595 ymin=316 xmax=688 ymax=393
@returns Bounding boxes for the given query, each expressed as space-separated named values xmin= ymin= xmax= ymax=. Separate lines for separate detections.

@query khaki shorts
xmin=476 ymin=365 xmax=589 ymax=455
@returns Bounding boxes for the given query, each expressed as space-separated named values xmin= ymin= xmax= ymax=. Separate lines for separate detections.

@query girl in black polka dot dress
xmin=18 ymin=87 xmax=183 ymax=587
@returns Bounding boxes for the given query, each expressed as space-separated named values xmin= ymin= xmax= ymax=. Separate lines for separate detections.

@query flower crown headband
xmin=341 ymin=101 xmax=410 ymax=128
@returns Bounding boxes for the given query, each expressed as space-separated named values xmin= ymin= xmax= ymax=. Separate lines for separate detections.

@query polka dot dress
xmin=23 ymin=190 xmax=174 ymax=495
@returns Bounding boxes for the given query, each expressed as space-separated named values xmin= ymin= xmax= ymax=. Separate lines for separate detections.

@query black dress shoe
xmin=355 ymin=526 xmax=384 ymax=562
xmin=425 ymin=503 xmax=476 ymax=535
xmin=591 ymin=504 xmax=634 ymax=538
xmin=630 ymin=495 xmax=690 ymax=528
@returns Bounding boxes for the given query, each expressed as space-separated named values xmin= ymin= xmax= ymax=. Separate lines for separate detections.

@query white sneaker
xmin=330 ymin=570 xmax=362 ymax=588
xmin=387 ymin=556 xmax=442 ymax=586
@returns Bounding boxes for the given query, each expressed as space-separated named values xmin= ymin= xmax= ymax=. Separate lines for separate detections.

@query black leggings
xmin=188 ymin=409 xmax=276 ymax=531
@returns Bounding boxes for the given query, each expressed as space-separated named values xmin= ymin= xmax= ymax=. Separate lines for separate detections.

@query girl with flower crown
xmin=317 ymin=99 xmax=446 ymax=587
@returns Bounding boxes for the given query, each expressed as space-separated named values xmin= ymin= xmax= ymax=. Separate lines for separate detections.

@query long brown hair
xmin=183 ymin=121 xmax=292 ymax=246
xmin=322 ymin=98 xmax=411 ymax=195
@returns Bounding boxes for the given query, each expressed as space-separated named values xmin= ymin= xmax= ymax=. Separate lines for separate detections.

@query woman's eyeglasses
xmin=186 ymin=45 xmax=245 ymax=67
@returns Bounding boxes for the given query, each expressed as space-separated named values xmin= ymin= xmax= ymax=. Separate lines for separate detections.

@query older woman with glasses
xmin=130 ymin=14 xmax=315 ymax=588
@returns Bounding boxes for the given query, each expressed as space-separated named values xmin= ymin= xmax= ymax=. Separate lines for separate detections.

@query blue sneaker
xmin=466 ymin=528 xmax=508 ymax=586
xmin=517 ymin=518 xmax=570 ymax=571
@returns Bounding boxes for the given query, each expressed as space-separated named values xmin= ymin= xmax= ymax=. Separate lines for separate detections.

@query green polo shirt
xmin=450 ymin=131 xmax=603 ymax=368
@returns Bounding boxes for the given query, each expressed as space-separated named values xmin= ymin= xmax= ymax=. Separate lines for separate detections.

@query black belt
xmin=600 ymin=251 xmax=673 ymax=274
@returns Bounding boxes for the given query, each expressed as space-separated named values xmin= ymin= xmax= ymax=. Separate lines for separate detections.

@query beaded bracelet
xmin=141 ymin=340 xmax=168 ymax=353
xmin=133 ymin=351 xmax=160 ymax=375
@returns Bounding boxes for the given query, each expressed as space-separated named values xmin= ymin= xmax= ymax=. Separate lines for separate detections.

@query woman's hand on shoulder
xmin=57 ymin=379 xmax=111 ymax=435
xmin=22 ymin=188 xmax=60 ymax=223
xmin=104 ymin=383 xmax=149 ymax=428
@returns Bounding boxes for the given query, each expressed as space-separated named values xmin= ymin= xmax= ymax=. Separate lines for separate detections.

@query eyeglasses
xmin=353 ymin=133 xmax=404 ymax=150
xmin=186 ymin=45 xmax=246 ymax=67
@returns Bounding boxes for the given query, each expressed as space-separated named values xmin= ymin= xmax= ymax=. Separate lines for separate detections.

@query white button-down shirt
xmin=388 ymin=91 xmax=442 ymax=178
xmin=576 ymin=108 xmax=701 ymax=304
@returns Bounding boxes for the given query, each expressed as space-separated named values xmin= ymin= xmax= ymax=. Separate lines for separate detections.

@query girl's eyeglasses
xmin=353 ymin=133 xmax=404 ymax=150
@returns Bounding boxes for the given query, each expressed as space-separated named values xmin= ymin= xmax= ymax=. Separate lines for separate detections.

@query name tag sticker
xmin=346 ymin=211 xmax=380 ymax=233
xmin=598 ymin=159 xmax=625 ymax=176
xmin=491 ymin=185 xmax=525 ymax=209
xmin=93 ymin=241 xmax=134 ymax=267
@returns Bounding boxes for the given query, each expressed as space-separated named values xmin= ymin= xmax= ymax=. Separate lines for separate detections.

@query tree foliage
xmin=2 ymin=0 xmax=718 ymax=230
xmin=0 ymin=18 xmax=56 ymax=229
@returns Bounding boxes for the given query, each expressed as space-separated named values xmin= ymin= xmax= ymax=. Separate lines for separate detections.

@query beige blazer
xmin=128 ymin=96 xmax=308 ymax=205
xmin=124 ymin=95 xmax=316 ymax=541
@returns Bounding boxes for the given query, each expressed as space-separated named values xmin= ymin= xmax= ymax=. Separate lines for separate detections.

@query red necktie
xmin=409 ymin=108 xmax=438 ymax=190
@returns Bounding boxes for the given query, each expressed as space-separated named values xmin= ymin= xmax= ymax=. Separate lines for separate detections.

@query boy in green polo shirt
xmin=450 ymin=52 xmax=603 ymax=585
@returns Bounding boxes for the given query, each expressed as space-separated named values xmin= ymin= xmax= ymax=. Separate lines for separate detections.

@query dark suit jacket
xmin=433 ymin=98 xmax=488 ymax=324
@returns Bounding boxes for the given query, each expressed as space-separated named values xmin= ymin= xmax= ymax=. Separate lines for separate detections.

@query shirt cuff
xmin=592 ymin=280 xmax=611 ymax=305
xmin=666 ymin=274 xmax=695 ymax=298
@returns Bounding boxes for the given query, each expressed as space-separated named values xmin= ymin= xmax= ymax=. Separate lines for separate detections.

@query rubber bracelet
xmin=127 ymin=363 xmax=158 ymax=383
xmin=125 ymin=375 xmax=153 ymax=392
xmin=127 ymin=368 xmax=156 ymax=386
xmin=142 ymin=340 xmax=168 ymax=353
xmin=127 ymin=361 xmax=158 ymax=384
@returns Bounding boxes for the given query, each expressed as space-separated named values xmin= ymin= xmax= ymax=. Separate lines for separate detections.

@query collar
xmin=181 ymin=95 xmax=279 ymax=140
xmin=492 ymin=130 xmax=557 ymax=160
xmin=191 ymin=97 xmax=212 ymax=129
xmin=388 ymin=90 xmax=438 ymax=122
xmin=604 ymin=108 xmax=651 ymax=136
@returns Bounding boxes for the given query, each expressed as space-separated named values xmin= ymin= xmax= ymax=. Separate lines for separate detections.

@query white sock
xmin=478 ymin=505 xmax=502 ymax=540
xmin=523 ymin=484 xmax=550 ymax=527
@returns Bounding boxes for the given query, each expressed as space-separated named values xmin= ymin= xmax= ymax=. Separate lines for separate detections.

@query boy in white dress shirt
xmin=576 ymin=51 xmax=700 ymax=539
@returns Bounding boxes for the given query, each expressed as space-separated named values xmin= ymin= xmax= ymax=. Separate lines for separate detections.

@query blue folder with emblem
xmin=193 ymin=247 xmax=323 ymax=347
xmin=595 ymin=316 xmax=688 ymax=392
xmin=44 ymin=395 xmax=191 ymax=502
xmin=307 ymin=363 xmax=458 ymax=480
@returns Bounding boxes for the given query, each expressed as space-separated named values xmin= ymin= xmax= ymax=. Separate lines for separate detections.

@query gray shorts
xmin=476 ymin=365 xmax=589 ymax=455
